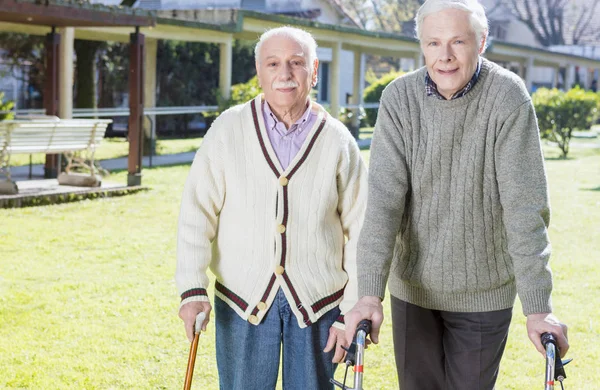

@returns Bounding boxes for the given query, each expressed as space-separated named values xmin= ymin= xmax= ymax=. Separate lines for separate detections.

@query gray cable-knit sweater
xmin=357 ymin=58 xmax=553 ymax=316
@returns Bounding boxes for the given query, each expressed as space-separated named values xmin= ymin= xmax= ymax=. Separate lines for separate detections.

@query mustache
xmin=272 ymin=80 xmax=299 ymax=89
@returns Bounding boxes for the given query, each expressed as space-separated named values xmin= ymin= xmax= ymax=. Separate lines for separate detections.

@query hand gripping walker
xmin=183 ymin=312 xmax=206 ymax=390
xmin=331 ymin=320 xmax=372 ymax=390
xmin=542 ymin=332 xmax=572 ymax=390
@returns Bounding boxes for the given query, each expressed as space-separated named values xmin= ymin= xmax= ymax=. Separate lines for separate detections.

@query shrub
xmin=362 ymin=71 xmax=404 ymax=126
xmin=217 ymin=75 xmax=261 ymax=113
xmin=0 ymin=92 xmax=15 ymax=121
xmin=532 ymin=87 xmax=600 ymax=158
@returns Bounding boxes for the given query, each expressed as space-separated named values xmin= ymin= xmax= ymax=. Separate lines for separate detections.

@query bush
xmin=0 ymin=92 xmax=15 ymax=121
xmin=532 ymin=87 xmax=600 ymax=158
xmin=362 ymin=71 xmax=404 ymax=126
xmin=217 ymin=75 xmax=261 ymax=112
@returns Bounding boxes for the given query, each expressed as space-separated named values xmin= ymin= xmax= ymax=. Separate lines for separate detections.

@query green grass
xmin=0 ymin=143 xmax=599 ymax=389
xmin=8 ymin=137 xmax=203 ymax=167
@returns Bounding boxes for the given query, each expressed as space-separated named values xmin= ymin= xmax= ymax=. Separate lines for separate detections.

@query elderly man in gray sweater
xmin=344 ymin=0 xmax=569 ymax=388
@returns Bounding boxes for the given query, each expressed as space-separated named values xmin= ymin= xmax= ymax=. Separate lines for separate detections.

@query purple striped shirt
xmin=262 ymin=100 xmax=317 ymax=170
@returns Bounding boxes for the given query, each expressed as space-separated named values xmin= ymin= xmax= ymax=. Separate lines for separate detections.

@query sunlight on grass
xmin=0 ymin=141 xmax=598 ymax=389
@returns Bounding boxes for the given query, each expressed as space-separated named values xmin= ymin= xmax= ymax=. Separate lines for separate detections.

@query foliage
xmin=362 ymin=70 xmax=404 ymax=126
xmin=532 ymin=87 xmax=600 ymax=158
xmin=98 ymin=42 xmax=129 ymax=109
xmin=341 ymin=0 xmax=424 ymax=32
xmin=0 ymin=32 xmax=45 ymax=108
xmin=217 ymin=75 xmax=261 ymax=113
xmin=156 ymin=39 xmax=256 ymax=136
xmin=0 ymin=92 xmax=15 ymax=121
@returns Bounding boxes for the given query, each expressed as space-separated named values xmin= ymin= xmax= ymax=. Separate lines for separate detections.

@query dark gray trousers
xmin=391 ymin=296 xmax=512 ymax=390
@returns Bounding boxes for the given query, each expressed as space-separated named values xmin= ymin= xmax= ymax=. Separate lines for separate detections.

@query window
xmin=489 ymin=21 xmax=508 ymax=41
xmin=241 ymin=0 xmax=265 ymax=10
xmin=319 ymin=62 xmax=329 ymax=103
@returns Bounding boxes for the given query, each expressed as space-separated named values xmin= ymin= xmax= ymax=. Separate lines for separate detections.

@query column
xmin=552 ymin=66 xmax=559 ymax=89
xmin=525 ymin=56 xmax=534 ymax=93
xmin=144 ymin=37 xmax=157 ymax=155
xmin=414 ymin=51 xmax=424 ymax=69
xmin=350 ymin=50 xmax=363 ymax=138
xmin=566 ymin=64 xmax=575 ymax=90
xmin=58 ymin=27 xmax=74 ymax=119
xmin=330 ymin=41 xmax=341 ymax=119
xmin=219 ymin=38 xmax=232 ymax=100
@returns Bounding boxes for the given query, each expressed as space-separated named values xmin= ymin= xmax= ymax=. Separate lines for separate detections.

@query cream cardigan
xmin=176 ymin=95 xmax=367 ymax=328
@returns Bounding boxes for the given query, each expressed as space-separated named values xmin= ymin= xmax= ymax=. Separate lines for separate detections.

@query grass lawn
xmin=0 ymin=141 xmax=598 ymax=389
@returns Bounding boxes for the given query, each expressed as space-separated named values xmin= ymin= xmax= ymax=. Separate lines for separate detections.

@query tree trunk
xmin=74 ymin=40 xmax=102 ymax=109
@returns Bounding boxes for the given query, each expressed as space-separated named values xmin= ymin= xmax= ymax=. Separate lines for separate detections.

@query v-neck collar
xmin=251 ymin=94 xmax=327 ymax=177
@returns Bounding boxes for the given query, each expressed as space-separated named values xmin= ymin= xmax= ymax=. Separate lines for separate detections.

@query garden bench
xmin=0 ymin=116 xmax=112 ymax=194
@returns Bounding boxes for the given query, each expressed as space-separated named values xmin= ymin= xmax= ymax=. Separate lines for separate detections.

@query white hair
xmin=254 ymin=26 xmax=318 ymax=68
xmin=415 ymin=0 xmax=488 ymax=45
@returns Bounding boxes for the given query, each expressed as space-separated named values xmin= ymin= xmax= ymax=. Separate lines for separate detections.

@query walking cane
xmin=183 ymin=312 xmax=206 ymax=390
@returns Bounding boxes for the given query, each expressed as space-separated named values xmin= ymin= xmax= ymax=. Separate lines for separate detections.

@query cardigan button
xmin=248 ymin=315 xmax=259 ymax=325
xmin=257 ymin=301 xmax=267 ymax=311
xmin=279 ymin=176 xmax=289 ymax=186
xmin=277 ymin=224 xmax=286 ymax=234
xmin=275 ymin=265 xmax=285 ymax=275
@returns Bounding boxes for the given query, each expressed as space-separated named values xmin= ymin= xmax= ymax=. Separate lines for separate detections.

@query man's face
xmin=420 ymin=8 xmax=485 ymax=99
xmin=256 ymin=35 xmax=318 ymax=116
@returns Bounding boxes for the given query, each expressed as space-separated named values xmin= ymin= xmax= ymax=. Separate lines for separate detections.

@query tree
xmin=493 ymin=0 xmax=600 ymax=46
xmin=532 ymin=87 xmax=600 ymax=158
xmin=74 ymin=40 xmax=104 ymax=109
xmin=340 ymin=0 xmax=424 ymax=32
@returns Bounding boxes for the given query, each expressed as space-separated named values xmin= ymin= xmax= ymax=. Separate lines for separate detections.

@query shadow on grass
xmin=544 ymin=156 xmax=573 ymax=161
xmin=106 ymin=162 xmax=192 ymax=174
xmin=581 ymin=186 xmax=600 ymax=192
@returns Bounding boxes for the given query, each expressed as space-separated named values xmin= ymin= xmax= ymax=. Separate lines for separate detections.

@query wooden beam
xmin=0 ymin=0 xmax=154 ymax=27
xmin=44 ymin=28 xmax=60 ymax=179
xmin=128 ymin=29 xmax=145 ymax=187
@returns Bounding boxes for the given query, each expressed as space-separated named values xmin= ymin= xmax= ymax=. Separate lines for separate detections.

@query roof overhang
xmin=0 ymin=0 xmax=155 ymax=28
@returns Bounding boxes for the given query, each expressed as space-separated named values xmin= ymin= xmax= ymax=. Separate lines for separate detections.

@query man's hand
xmin=526 ymin=312 xmax=569 ymax=358
xmin=179 ymin=301 xmax=212 ymax=342
xmin=324 ymin=327 xmax=348 ymax=363
xmin=343 ymin=296 xmax=384 ymax=347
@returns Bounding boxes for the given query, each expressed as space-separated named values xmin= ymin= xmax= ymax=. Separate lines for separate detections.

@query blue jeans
xmin=215 ymin=288 xmax=339 ymax=390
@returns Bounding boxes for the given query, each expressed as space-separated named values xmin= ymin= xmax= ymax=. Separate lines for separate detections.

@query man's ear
xmin=479 ymin=30 xmax=488 ymax=54
xmin=312 ymin=58 xmax=319 ymax=86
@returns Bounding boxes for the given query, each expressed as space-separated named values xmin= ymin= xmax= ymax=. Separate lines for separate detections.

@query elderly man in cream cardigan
xmin=176 ymin=26 xmax=367 ymax=389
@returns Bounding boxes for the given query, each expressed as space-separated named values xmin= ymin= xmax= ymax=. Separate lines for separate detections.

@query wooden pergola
xmin=0 ymin=0 xmax=155 ymax=186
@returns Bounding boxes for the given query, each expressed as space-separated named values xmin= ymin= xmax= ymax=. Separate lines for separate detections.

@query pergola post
xmin=350 ymin=50 xmax=363 ymax=139
xmin=219 ymin=38 xmax=232 ymax=100
xmin=330 ymin=41 xmax=341 ymax=119
xmin=43 ymin=27 xmax=60 ymax=178
xmin=128 ymin=28 xmax=145 ymax=187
